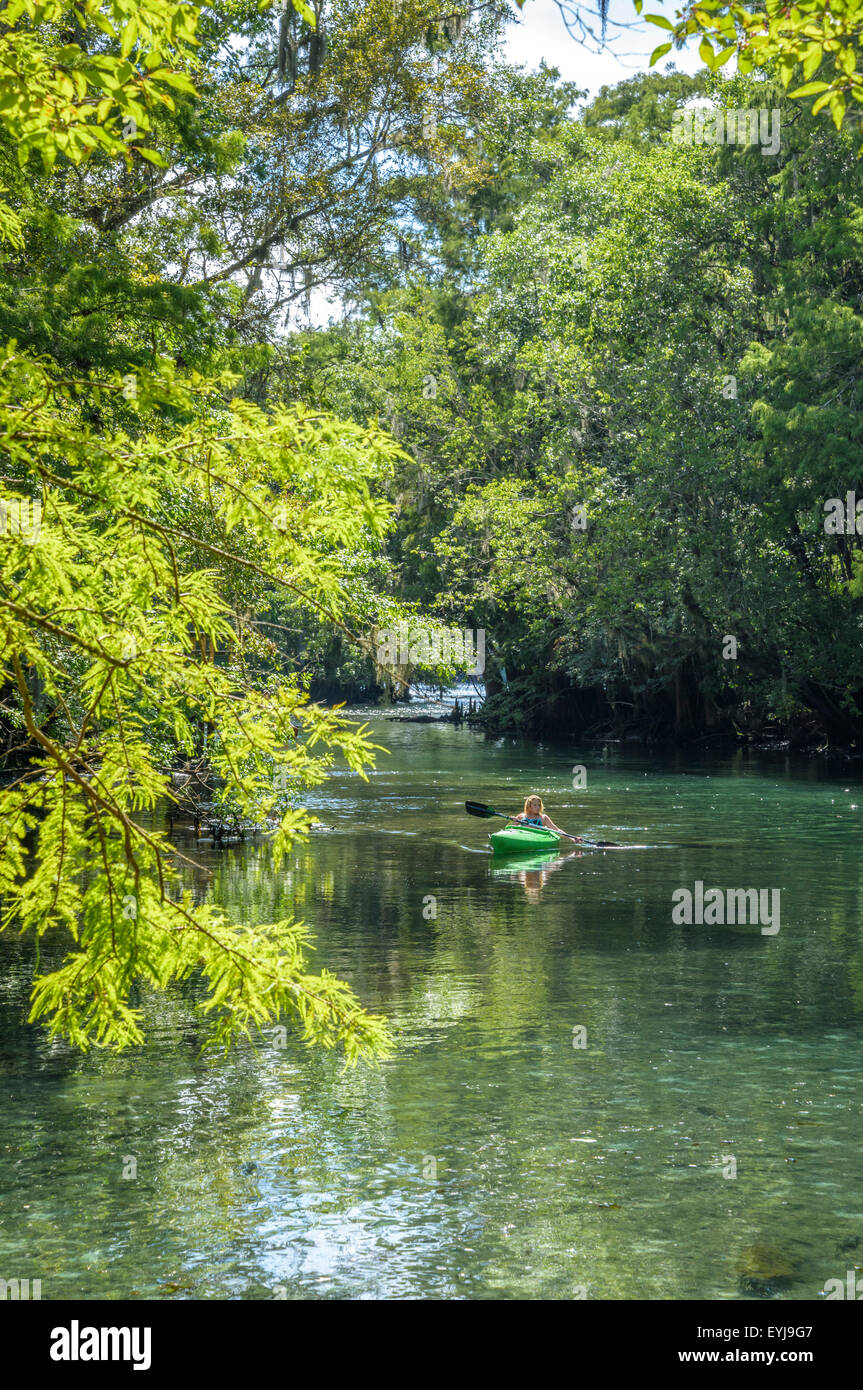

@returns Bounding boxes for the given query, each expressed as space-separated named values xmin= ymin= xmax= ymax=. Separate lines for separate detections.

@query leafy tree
xmin=581 ymin=66 xmax=709 ymax=143
xmin=0 ymin=0 xmax=198 ymax=169
xmin=305 ymin=69 xmax=863 ymax=742
xmin=534 ymin=1 xmax=863 ymax=133
xmin=51 ymin=0 xmax=515 ymax=329
xmin=640 ymin=0 xmax=863 ymax=131
xmin=0 ymin=0 xmax=418 ymax=1057
xmin=0 ymin=350 xmax=405 ymax=1055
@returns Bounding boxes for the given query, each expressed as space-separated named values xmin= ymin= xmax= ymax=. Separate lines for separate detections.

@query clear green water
xmin=2 ymin=719 xmax=863 ymax=1300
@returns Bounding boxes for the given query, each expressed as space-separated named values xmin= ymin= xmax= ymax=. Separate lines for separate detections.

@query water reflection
xmin=490 ymin=848 xmax=586 ymax=900
xmin=1 ymin=721 xmax=862 ymax=1299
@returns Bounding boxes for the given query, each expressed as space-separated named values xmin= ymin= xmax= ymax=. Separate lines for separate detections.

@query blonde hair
xmin=524 ymin=795 xmax=544 ymax=814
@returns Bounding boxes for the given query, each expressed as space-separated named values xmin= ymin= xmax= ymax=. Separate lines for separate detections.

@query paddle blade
xmin=465 ymin=800 xmax=497 ymax=819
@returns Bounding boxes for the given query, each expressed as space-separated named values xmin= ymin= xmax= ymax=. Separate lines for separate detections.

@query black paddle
xmin=464 ymin=800 xmax=619 ymax=848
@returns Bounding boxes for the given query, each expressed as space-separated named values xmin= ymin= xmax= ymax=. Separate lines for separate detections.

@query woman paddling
xmin=514 ymin=794 xmax=577 ymax=838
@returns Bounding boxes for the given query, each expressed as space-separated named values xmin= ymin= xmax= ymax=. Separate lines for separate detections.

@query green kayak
xmin=489 ymin=824 xmax=561 ymax=855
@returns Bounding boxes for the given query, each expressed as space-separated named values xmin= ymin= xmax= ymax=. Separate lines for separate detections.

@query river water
xmin=1 ymin=717 xmax=862 ymax=1300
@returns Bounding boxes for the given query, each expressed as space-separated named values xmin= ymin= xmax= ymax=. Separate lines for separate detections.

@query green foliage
xmin=0 ymin=0 xmax=199 ymax=169
xmin=639 ymin=0 xmax=863 ymax=131
xmin=582 ymin=67 xmax=710 ymax=143
xmin=305 ymin=70 xmax=863 ymax=741
xmin=0 ymin=0 xmax=424 ymax=1059
xmin=0 ymin=345 xmax=401 ymax=1055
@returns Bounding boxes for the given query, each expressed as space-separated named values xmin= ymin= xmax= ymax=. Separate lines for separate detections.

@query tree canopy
xmin=1 ymin=0 xmax=500 ymax=1056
